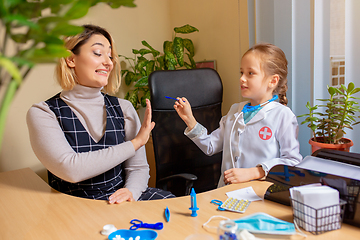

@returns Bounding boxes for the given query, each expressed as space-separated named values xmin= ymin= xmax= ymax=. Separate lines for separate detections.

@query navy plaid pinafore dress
xmin=45 ymin=93 xmax=126 ymax=200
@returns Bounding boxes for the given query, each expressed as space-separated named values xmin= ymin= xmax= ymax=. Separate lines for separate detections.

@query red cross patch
xmin=259 ymin=126 xmax=272 ymax=140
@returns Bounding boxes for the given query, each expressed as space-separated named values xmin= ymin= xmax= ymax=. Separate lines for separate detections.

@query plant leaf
xmin=141 ymin=40 xmax=160 ymax=57
xmin=0 ymin=56 xmax=22 ymax=85
xmin=348 ymin=82 xmax=355 ymax=93
xmin=164 ymin=51 xmax=177 ymax=67
xmin=64 ymin=0 xmax=91 ymax=20
xmin=163 ymin=41 xmax=173 ymax=53
xmin=134 ymin=76 xmax=148 ymax=87
xmin=3 ymin=14 xmax=39 ymax=29
xmin=328 ymin=86 xmax=336 ymax=96
xmin=173 ymin=37 xmax=184 ymax=67
xmin=145 ymin=61 xmax=155 ymax=76
xmin=51 ymin=23 xmax=84 ymax=37
xmin=128 ymin=89 xmax=139 ymax=109
xmin=124 ymin=71 xmax=135 ymax=85
xmin=186 ymin=53 xmax=196 ymax=68
xmin=183 ymin=38 xmax=195 ymax=57
xmin=107 ymin=0 xmax=137 ymax=8
xmin=174 ymin=24 xmax=199 ymax=34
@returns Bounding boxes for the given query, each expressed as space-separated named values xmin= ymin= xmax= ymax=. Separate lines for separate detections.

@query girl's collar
xmin=241 ymin=95 xmax=278 ymax=113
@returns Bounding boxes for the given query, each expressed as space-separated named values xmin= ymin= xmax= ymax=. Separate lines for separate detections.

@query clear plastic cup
xmin=217 ymin=220 xmax=238 ymax=240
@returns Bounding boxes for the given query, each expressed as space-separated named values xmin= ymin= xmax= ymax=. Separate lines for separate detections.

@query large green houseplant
xmin=120 ymin=24 xmax=199 ymax=109
xmin=0 ymin=0 xmax=136 ymax=149
xmin=298 ymin=82 xmax=360 ymax=152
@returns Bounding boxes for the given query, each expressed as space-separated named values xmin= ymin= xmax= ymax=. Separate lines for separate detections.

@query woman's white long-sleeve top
xmin=185 ymin=101 xmax=303 ymax=188
xmin=26 ymin=85 xmax=149 ymax=200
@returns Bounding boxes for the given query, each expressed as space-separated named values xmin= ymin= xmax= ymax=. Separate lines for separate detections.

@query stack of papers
xmin=290 ymin=184 xmax=341 ymax=232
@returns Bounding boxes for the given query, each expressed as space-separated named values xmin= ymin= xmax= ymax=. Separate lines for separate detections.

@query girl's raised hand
xmin=173 ymin=97 xmax=197 ymax=130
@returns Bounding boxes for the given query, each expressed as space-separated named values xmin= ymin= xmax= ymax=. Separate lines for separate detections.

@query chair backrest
xmin=149 ymin=68 xmax=223 ymax=196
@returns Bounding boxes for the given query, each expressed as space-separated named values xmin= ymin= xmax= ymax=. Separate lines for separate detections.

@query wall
xmin=0 ymin=0 xmax=244 ymax=180
xmin=169 ymin=0 xmax=242 ymax=114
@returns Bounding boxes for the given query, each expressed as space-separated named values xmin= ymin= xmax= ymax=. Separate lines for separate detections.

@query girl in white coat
xmin=174 ymin=43 xmax=302 ymax=187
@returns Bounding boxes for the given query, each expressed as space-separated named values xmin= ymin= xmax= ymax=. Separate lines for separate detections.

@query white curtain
xmin=345 ymin=0 xmax=360 ymax=152
xmin=252 ymin=0 xmax=360 ymax=154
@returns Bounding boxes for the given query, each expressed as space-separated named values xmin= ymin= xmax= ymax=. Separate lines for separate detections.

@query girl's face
xmin=240 ymin=52 xmax=276 ymax=106
xmin=66 ymin=34 xmax=113 ymax=88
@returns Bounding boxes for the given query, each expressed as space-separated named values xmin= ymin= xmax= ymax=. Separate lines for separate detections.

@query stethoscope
xmin=228 ymin=95 xmax=279 ymax=169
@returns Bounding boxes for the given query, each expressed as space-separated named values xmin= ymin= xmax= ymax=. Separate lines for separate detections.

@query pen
xmin=165 ymin=96 xmax=185 ymax=102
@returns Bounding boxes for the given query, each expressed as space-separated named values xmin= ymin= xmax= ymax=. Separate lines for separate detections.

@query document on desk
xmin=296 ymin=156 xmax=360 ymax=181
xmin=226 ymin=187 xmax=263 ymax=201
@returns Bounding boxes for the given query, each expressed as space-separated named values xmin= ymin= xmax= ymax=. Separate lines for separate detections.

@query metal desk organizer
xmin=290 ymin=197 xmax=347 ymax=235
xmin=264 ymin=149 xmax=360 ymax=230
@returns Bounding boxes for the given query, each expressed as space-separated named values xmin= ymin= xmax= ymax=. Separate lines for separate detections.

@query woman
xmin=27 ymin=24 xmax=174 ymax=203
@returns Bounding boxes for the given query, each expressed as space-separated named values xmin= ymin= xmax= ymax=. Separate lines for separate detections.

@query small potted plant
xmin=120 ymin=24 xmax=199 ymax=110
xmin=298 ymin=82 xmax=360 ymax=152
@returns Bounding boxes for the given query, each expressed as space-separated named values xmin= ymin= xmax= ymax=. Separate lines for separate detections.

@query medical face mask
xmin=233 ymin=212 xmax=296 ymax=235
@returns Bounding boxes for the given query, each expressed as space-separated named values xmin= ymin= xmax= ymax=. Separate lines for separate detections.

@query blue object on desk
xmin=189 ymin=188 xmax=199 ymax=217
xmin=165 ymin=206 xmax=170 ymax=222
xmin=211 ymin=199 xmax=226 ymax=211
xmin=108 ymin=229 xmax=157 ymax=240
xmin=269 ymin=165 xmax=295 ymax=181
xmin=129 ymin=219 xmax=163 ymax=230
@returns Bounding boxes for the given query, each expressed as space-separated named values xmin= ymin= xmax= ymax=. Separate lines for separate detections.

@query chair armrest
xmin=157 ymin=173 xmax=197 ymax=196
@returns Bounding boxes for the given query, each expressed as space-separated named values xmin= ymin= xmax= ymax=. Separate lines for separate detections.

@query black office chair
xmin=149 ymin=68 xmax=223 ymax=197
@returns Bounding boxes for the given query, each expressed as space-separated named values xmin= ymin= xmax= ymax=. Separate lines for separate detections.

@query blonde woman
xmin=27 ymin=25 xmax=174 ymax=203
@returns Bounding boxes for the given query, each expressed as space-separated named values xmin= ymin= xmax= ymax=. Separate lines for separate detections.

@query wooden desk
xmin=1 ymin=168 xmax=359 ymax=239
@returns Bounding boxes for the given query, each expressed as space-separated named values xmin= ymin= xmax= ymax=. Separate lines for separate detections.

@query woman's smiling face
xmin=66 ymin=34 xmax=113 ymax=88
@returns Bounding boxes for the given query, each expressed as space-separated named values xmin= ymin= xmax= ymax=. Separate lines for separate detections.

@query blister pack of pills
xmin=220 ymin=197 xmax=251 ymax=213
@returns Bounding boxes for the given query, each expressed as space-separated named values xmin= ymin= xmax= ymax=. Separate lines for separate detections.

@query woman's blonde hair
xmin=55 ymin=24 xmax=121 ymax=94
xmin=244 ymin=43 xmax=288 ymax=105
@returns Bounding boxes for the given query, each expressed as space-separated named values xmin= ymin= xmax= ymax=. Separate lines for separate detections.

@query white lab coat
xmin=185 ymin=101 xmax=303 ymax=187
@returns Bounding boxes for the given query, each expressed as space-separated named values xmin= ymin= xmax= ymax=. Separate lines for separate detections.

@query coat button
xmin=235 ymin=156 xmax=239 ymax=162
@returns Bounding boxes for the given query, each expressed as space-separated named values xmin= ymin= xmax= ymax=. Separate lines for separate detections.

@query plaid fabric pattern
xmin=46 ymin=93 xmax=126 ymax=200
xmin=138 ymin=187 xmax=175 ymax=200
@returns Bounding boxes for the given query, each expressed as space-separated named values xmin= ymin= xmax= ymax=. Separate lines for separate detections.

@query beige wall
xmin=169 ymin=0 xmax=242 ymax=114
xmin=0 ymin=0 xmax=245 ymax=180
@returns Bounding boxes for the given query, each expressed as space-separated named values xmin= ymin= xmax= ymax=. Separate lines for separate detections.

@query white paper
xmin=296 ymin=156 xmax=360 ymax=181
xmin=290 ymin=185 xmax=341 ymax=232
xmin=226 ymin=186 xmax=263 ymax=201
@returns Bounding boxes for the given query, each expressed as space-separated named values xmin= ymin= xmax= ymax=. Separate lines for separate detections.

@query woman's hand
xmin=131 ymin=99 xmax=155 ymax=151
xmin=223 ymin=167 xmax=265 ymax=184
xmin=173 ymin=97 xmax=197 ymax=130
xmin=108 ymin=188 xmax=135 ymax=204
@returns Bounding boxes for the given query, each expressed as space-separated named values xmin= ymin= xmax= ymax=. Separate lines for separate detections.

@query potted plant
xmin=298 ymin=82 xmax=360 ymax=152
xmin=120 ymin=24 xmax=199 ymax=110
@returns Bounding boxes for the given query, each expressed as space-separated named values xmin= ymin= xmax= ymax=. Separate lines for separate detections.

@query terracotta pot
xmin=309 ymin=137 xmax=354 ymax=153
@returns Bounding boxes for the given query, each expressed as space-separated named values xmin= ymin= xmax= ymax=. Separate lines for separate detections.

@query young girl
xmin=174 ymin=43 xmax=302 ymax=187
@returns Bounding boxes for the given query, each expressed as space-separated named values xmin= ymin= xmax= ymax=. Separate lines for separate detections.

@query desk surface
xmin=1 ymin=168 xmax=359 ymax=239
